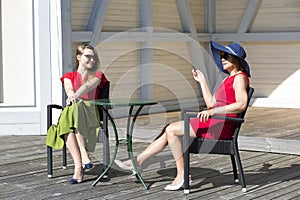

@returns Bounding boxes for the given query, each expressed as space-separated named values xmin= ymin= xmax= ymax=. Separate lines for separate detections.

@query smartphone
xmin=193 ymin=65 xmax=199 ymax=74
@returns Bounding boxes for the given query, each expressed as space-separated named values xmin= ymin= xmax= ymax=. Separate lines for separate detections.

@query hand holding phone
xmin=193 ymin=65 xmax=200 ymax=74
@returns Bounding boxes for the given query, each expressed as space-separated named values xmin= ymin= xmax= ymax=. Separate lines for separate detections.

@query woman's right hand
xmin=66 ymin=95 xmax=79 ymax=106
xmin=192 ymin=69 xmax=206 ymax=84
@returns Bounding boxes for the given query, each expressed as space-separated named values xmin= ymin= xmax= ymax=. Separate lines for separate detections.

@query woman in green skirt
xmin=46 ymin=44 xmax=108 ymax=184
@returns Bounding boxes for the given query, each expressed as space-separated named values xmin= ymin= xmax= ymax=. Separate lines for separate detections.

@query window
xmin=0 ymin=0 xmax=3 ymax=103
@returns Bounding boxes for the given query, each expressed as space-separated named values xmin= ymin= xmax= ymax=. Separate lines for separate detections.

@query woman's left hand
xmin=197 ymin=109 xmax=213 ymax=122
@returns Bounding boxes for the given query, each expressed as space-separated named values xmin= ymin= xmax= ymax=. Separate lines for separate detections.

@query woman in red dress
xmin=46 ymin=44 xmax=107 ymax=184
xmin=114 ymin=40 xmax=251 ymax=191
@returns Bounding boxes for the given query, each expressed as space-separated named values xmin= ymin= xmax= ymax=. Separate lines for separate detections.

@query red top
xmin=60 ymin=71 xmax=108 ymax=100
xmin=190 ymin=72 xmax=249 ymax=140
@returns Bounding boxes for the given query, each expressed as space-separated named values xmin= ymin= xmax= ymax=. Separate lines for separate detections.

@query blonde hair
xmin=75 ymin=44 xmax=100 ymax=82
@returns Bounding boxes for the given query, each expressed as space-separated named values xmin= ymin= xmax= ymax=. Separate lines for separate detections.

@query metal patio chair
xmin=182 ymin=87 xmax=254 ymax=194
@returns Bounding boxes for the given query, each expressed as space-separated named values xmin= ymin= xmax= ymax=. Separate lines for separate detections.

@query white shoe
xmin=114 ymin=160 xmax=133 ymax=171
xmin=164 ymin=181 xmax=184 ymax=191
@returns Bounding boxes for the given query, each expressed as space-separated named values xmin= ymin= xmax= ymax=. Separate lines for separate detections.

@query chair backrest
xmin=98 ymin=81 xmax=110 ymax=99
xmin=231 ymin=87 xmax=254 ymax=139
xmin=238 ymin=87 xmax=254 ymax=119
xmin=97 ymin=81 xmax=110 ymax=121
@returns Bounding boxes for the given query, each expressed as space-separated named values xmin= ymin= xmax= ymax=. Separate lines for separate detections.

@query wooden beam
xmin=176 ymin=0 xmax=215 ymax=91
xmin=88 ymin=0 xmax=110 ymax=47
xmin=0 ymin=0 xmax=3 ymax=103
xmin=212 ymin=32 xmax=300 ymax=42
xmin=60 ymin=0 xmax=72 ymax=106
xmin=204 ymin=0 xmax=216 ymax=34
xmin=176 ymin=0 xmax=197 ymax=39
xmin=238 ymin=0 xmax=262 ymax=34
xmin=72 ymin=31 xmax=300 ymax=43
xmin=203 ymin=0 xmax=219 ymax=92
xmin=61 ymin=0 xmax=72 ymax=74
xmin=140 ymin=0 xmax=153 ymax=99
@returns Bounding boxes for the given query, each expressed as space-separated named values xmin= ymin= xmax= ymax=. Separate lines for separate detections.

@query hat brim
xmin=210 ymin=41 xmax=251 ymax=77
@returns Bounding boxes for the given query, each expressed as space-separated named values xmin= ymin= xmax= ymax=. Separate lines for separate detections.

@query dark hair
xmin=235 ymin=58 xmax=246 ymax=73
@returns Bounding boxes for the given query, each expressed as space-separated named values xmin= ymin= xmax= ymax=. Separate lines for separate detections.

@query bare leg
xmin=65 ymin=132 xmax=83 ymax=180
xmin=165 ymin=121 xmax=186 ymax=186
xmin=122 ymin=121 xmax=196 ymax=187
xmin=137 ymin=131 xmax=168 ymax=166
xmin=75 ymin=130 xmax=91 ymax=164
xmin=142 ymin=121 xmax=196 ymax=186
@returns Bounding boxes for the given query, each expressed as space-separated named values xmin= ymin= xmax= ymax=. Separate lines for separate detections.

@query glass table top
xmin=92 ymin=98 xmax=158 ymax=106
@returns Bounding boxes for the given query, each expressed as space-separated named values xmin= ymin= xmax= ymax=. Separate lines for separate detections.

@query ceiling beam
xmin=88 ymin=0 xmax=110 ymax=47
xmin=72 ymin=31 xmax=300 ymax=43
xmin=176 ymin=0 xmax=215 ymax=92
xmin=204 ymin=0 xmax=216 ymax=34
xmin=238 ymin=0 xmax=262 ymax=34
xmin=212 ymin=32 xmax=300 ymax=42
xmin=176 ymin=0 xmax=197 ymax=40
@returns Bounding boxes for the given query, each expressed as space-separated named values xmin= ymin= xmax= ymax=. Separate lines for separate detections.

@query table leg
xmin=102 ymin=105 xmax=110 ymax=179
xmin=127 ymin=105 xmax=149 ymax=190
xmin=92 ymin=106 xmax=119 ymax=186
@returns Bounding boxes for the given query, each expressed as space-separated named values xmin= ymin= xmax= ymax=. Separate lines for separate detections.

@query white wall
xmin=0 ymin=0 xmax=51 ymax=135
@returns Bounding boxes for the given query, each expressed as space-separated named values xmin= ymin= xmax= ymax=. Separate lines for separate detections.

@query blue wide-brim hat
xmin=210 ymin=41 xmax=251 ymax=77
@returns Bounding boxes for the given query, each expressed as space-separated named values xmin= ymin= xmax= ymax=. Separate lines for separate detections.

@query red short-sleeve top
xmin=60 ymin=71 xmax=108 ymax=100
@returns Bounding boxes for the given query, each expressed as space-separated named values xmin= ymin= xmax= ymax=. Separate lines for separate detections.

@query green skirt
xmin=46 ymin=100 xmax=102 ymax=152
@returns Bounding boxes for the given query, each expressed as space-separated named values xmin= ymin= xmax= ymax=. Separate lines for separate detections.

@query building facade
xmin=0 ymin=0 xmax=300 ymax=135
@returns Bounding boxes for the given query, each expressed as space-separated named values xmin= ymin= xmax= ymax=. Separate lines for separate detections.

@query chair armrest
xmin=47 ymin=104 xmax=64 ymax=129
xmin=47 ymin=104 xmax=63 ymax=110
xmin=181 ymin=107 xmax=205 ymax=119
xmin=183 ymin=111 xmax=244 ymax=123
xmin=211 ymin=115 xmax=244 ymax=123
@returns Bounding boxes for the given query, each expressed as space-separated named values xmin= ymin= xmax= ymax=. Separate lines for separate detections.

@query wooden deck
xmin=1 ymin=107 xmax=300 ymax=199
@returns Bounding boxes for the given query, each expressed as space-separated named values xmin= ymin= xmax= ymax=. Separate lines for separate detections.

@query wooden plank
xmin=2 ymin=107 xmax=300 ymax=199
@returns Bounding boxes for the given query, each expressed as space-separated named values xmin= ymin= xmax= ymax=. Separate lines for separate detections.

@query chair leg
xmin=230 ymin=155 xmax=238 ymax=183
xmin=62 ymin=143 xmax=67 ymax=169
xmin=235 ymin=152 xmax=247 ymax=192
xmin=102 ymin=111 xmax=110 ymax=179
xmin=183 ymin=116 xmax=190 ymax=195
xmin=47 ymin=146 xmax=53 ymax=178
xmin=184 ymin=151 xmax=190 ymax=195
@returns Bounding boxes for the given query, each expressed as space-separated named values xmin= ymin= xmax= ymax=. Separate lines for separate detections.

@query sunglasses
xmin=220 ymin=52 xmax=230 ymax=60
xmin=84 ymin=54 xmax=96 ymax=60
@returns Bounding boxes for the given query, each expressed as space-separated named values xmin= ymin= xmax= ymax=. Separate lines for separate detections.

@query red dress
xmin=60 ymin=71 xmax=108 ymax=100
xmin=190 ymin=72 xmax=249 ymax=140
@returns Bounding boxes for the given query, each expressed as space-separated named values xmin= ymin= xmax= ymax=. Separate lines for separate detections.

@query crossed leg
xmin=64 ymin=130 xmax=91 ymax=180
xmin=122 ymin=121 xmax=197 ymax=186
